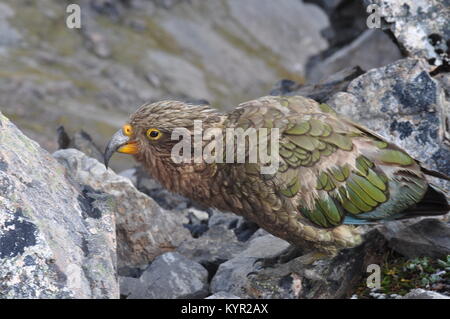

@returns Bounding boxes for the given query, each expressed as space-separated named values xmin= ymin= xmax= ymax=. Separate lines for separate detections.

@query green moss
xmin=356 ymin=251 xmax=450 ymax=298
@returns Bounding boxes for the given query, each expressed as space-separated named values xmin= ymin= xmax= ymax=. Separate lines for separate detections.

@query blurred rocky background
xmin=0 ymin=0 xmax=449 ymax=299
xmin=0 ymin=0 xmax=331 ymax=171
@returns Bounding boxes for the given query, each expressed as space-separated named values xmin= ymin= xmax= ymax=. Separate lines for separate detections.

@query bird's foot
xmin=297 ymin=251 xmax=332 ymax=265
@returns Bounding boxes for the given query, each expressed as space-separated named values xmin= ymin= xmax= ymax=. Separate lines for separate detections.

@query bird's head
xmin=103 ymin=100 xmax=222 ymax=168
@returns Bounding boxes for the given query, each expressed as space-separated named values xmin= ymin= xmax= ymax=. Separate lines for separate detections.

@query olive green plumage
xmin=105 ymin=95 xmax=450 ymax=256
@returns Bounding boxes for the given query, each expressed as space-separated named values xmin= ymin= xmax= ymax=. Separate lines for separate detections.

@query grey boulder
xmin=368 ymin=0 xmax=449 ymax=68
xmin=210 ymin=234 xmax=293 ymax=298
xmin=403 ymin=288 xmax=450 ymax=299
xmin=0 ymin=112 xmax=118 ymax=298
xmin=53 ymin=149 xmax=191 ymax=272
xmin=380 ymin=218 xmax=450 ymax=258
xmin=121 ymin=252 xmax=209 ymax=299
xmin=176 ymin=217 xmax=247 ymax=278
xmin=306 ymin=29 xmax=402 ymax=83
xmin=210 ymin=230 xmax=388 ymax=299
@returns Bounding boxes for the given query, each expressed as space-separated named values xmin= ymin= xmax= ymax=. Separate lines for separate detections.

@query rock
xmin=305 ymin=0 xmax=344 ymax=15
xmin=381 ymin=218 xmax=450 ymax=258
xmin=208 ymin=210 xmax=241 ymax=229
xmin=328 ymin=58 xmax=450 ymax=191
xmin=224 ymin=0 xmax=328 ymax=76
xmin=209 ymin=234 xmax=294 ymax=297
xmin=368 ymin=0 xmax=449 ymax=69
xmin=187 ymin=207 xmax=210 ymax=222
xmin=434 ymin=73 xmax=450 ymax=98
xmin=0 ymin=3 xmax=21 ymax=54
xmin=119 ymin=276 xmax=141 ymax=298
xmin=249 ymin=228 xmax=271 ymax=240
xmin=53 ymin=149 xmax=192 ymax=273
xmin=183 ymin=220 xmax=209 ymax=238
xmin=122 ymin=252 xmax=209 ymax=299
xmin=56 ymin=127 xmax=104 ymax=163
xmin=0 ymin=112 xmax=118 ymax=298
xmin=209 ymin=255 xmax=260 ymax=298
xmin=271 ymin=66 xmax=365 ymax=103
xmin=308 ymin=0 xmax=367 ymax=50
xmin=305 ymin=0 xmax=369 ymax=76
xmin=206 ymin=291 xmax=241 ymax=299
xmin=210 ymin=230 xmax=388 ymax=298
xmin=236 ymin=235 xmax=291 ymax=259
xmin=403 ymin=288 xmax=450 ymax=299
xmin=177 ymin=219 xmax=247 ymax=280
xmin=182 ymin=207 xmax=210 ymax=238
xmin=153 ymin=0 xmax=188 ymax=10
xmin=207 ymin=210 xmax=260 ymax=242
xmin=306 ymin=29 xmax=402 ymax=83
xmin=118 ymin=168 xmax=138 ymax=185
xmin=56 ymin=126 xmax=71 ymax=149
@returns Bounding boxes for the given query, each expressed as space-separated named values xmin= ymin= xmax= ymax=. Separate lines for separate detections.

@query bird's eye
xmin=146 ymin=128 xmax=162 ymax=140
xmin=122 ymin=124 xmax=133 ymax=136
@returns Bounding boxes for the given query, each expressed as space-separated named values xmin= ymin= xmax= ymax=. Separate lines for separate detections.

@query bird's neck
xmin=143 ymin=151 xmax=219 ymax=204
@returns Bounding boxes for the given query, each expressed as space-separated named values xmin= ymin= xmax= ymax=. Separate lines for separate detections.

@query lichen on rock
xmin=0 ymin=112 xmax=118 ymax=299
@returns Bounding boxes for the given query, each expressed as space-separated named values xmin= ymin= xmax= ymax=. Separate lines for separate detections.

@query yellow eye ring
xmin=146 ymin=128 xmax=162 ymax=140
xmin=122 ymin=124 xmax=133 ymax=136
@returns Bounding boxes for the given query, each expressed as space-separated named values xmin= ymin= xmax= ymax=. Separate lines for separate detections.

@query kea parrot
xmin=104 ymin=96 xmax=450 ymax=257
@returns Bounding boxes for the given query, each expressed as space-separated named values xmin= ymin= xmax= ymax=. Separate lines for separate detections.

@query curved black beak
xmin=103 ymin=129 xmax=132 ymax=169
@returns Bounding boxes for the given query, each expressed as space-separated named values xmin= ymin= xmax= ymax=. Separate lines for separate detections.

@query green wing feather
xmin=225 ymin=96 xmax=445 ymax=229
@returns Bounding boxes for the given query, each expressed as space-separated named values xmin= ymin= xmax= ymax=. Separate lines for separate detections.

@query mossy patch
xmin=355 ymin=250 xmax=450 ymax=298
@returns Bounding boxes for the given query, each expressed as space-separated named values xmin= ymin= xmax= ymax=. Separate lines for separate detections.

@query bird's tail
xmin=421 ymin=166 xmax=450 ymax=182
xmin=420 ymin=165 xmax=450 ymax=200
xmin=399 ymin=184 xmax=450 ymax=219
